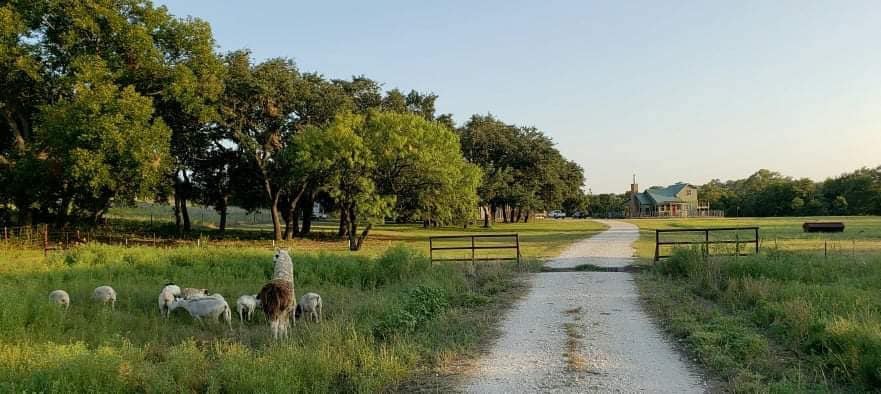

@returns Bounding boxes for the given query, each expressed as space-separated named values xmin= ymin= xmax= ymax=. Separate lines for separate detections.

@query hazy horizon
xmin=156 ymin=0 xmax=881 ymax=193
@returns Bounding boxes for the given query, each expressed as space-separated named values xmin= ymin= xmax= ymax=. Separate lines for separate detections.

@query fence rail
xmin=428 ymin=233 xmax=521 ymax=266
xmin=655 ymin=227 xmax=759 ymax=261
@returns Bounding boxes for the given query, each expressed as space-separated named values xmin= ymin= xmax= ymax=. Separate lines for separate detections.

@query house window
xmin=686 ymin=189 xmax=692 ymax=196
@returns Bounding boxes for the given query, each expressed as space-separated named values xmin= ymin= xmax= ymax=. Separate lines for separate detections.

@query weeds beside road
xmin=639 ymin=248 xmax=881 ymax=392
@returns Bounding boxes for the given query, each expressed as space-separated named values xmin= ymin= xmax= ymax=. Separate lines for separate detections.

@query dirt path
xmin=461 ymin=220 xmax=707 ymax=393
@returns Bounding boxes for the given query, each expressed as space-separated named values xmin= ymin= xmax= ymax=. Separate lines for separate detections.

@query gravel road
xmin=460 ymin=220 xmax=707 ymax=393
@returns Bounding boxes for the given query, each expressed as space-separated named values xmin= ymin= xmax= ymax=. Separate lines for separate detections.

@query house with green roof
xmin=628 ymin=178 xmax=712 ymax=217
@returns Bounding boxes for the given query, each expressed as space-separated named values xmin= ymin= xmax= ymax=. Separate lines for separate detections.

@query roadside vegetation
xmin=0 ymin=244 xmax=527 ymax=392
xmin=632 ymin=217 xmax=881 ymax=392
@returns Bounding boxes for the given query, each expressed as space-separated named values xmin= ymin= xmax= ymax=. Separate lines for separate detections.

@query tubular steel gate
xmin=654 ymin=227 xmax=759 ymax=261
xmin=429 ymin=234 xmax=521 ymax=266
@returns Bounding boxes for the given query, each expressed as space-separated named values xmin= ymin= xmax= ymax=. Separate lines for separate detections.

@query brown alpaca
xmin=259 ymin=249 xmax=296 ymax=339
xmin=259 ymin=279 xmax=294 ymax=339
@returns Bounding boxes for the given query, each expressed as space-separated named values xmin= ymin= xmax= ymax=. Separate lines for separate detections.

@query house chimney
xmin=629 ymin=174 xmax=639 ymax=217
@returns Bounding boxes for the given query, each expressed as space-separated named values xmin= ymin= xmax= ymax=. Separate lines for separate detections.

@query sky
xmin=156 ymin=0 xmax=881 ymax=194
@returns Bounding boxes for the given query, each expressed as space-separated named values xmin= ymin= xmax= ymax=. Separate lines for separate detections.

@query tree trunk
xmin=299 ymin=192 xmax=314 ymax=236
xmin=483 ymin=206 xmax=490 ymax=228
xmin=502 ymin=205 xmax=509 ymax=223
xmin=218 ymin=201 xmax=228 ymax=233
xmin=174 ymin=198 xmax=182 ymax=230
xmin=181 ymin=172 xmax=191 ymax=232
xmin=347 ymin=207 xmax=357 ymax=250
xmin=346 ymin=206 xmax=371 ymax=251
xmin=282 ymin=201 xmax=295 ymax=240
xmin=338 ymin=208 xmax=349 ymax=237
xmin=56 ymin=192 xmax=71 ymax=228
xmin=524 ymin=210 xmax=530 ymax=223
xmin=354 ymin=223 xmax=372 ymax=251
xmin=263 ymin=178 xmax=282 ymax=241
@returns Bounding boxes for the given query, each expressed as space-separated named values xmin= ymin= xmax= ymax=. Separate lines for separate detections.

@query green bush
xmin=374 ymin=285 xmax=449 ymax=339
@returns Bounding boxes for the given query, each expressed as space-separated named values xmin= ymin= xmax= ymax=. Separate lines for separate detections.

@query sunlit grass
xmin=625 ymin=216 xmax=881 ymax=261
xmin=0 ymin=244 xmax=528 ymax=392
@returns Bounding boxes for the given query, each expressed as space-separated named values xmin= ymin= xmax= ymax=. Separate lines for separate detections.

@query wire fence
xmin=0 ymin=224 xmax=312 ymax=254
xmin=657 ymin=233 xmax=881 ymax=262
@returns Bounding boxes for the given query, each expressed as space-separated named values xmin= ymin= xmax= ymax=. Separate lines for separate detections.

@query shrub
xmin=374 ymin=286 xmax=449 ymax=339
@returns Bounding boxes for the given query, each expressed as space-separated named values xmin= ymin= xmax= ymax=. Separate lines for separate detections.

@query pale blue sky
xmin=157 ymin=0 xmax=881 ymax=193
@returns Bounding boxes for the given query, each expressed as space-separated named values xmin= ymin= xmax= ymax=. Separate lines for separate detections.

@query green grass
xmin=0 ymin=214 xmax=604 ymax=391
xmin=60 ymin=202 xmax=609 ymax=260
xmin=639 ymin=248 xmax=881 ymax=392
xmin=626 ymin=216 xmax=881 ymax=262
xmin=0 ymin=244 xmax=529 ymax=392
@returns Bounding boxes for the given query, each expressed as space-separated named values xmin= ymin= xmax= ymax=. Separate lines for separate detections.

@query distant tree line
xmin=590 ymin=167 xmax=881 ymax=218
xmin=0 ymin=1 xmax=587 ymax=248
xmin=699 ymin=168 xmax=881 ymax=217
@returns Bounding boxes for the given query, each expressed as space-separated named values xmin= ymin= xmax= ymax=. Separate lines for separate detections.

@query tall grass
xmin=0 ymin=244 xmax=521 ymax=392
xmin=649 ymin=248 xmax=881 ymax=391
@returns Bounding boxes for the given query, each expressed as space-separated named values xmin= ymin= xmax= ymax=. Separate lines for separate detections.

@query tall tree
xmin=220 ymin=51 xmax=301 ymax=240
xmin=0 ymin=0 xmax=199 ymax=226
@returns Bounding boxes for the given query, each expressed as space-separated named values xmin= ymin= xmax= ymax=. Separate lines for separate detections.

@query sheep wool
xmin=49 ymin=290 xmax=70 ymax=309
xmin=93 ymin=286 xmax=117 ymax=309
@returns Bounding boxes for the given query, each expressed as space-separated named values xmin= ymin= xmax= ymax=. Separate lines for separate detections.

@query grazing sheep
xmin=260 ymin=249 xmax=296 ymax=339
xmin=294 ymin=292 xmax=322 ymax=323
xmin=49 ymin=290 xmax=70 ymax=309
xmin=236 ymin=294 xmax=259 ymax=322
xmin=158 ymin=283 xmax=181 ymax=318
xmin=168 ymin=297 xmax=232 ymax=329
xmin=92 ymin=286 xmax=117 ymax=309
xmin=181 ymin=288 xmax=208 ymax=299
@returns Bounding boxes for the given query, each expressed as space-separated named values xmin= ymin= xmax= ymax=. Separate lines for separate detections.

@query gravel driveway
xmin=460 ymin=220 xmax=707 ymax=393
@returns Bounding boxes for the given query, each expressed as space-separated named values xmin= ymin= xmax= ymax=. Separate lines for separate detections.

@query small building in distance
xmin=628 ymin=177 xmax=719 ymax=217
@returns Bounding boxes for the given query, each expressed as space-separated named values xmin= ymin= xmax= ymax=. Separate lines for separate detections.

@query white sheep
xmin=295 ymin=292 xmax=322 ymax=323
xmin=236 ymin=294 xmax=259 ymax=322
xmin=169 ymin=297 xmax=232 ymax=329
xmin=92 ymin=285 xmax=117 ymax=309
xmin=49 ymin=290 xmax=70 ymax=309
xmin=158 ymin=283 xmax=181 ymax=317
xmin=181 ymin=288 xmax=208 ymax=299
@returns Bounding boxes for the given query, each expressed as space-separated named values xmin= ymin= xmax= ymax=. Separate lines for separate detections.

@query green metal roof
xmin=635 ymin=193 xmax=653 ymax=205
xmin=636 ymin=182 xmax=692 ymax=205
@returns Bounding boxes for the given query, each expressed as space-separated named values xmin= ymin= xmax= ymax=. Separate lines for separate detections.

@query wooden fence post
xmin=704 ymin=229 xmax=709 ymax=258
xmin=735 ymin=233 xmax=739 ymax=259
xmin=471 ymin=236 xmax=475 ymax=264
xmin=754 ymin=227 xmax=759 ymax=255
xmin=515 ymin=233 xmax=521 ymax=269
xmin=43 ymin=226 xmax=49 ymax=256
xmin=429 ymin=237 xmax=433 ymax=265
xmin=654 ymin=230 xmax=660 ymax=262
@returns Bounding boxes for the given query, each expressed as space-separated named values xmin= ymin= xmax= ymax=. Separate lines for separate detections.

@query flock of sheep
xmin=47 ymin=249 xmax=323 ymax=336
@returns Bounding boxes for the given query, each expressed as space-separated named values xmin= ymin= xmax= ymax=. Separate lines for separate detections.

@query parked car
xmin=571 ymin=210 xmax=588 ymax=219
xmin=549 ymin=210 xmax=566 ymax=219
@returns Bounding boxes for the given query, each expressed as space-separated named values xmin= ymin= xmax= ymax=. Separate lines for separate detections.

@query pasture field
xmin=626 ymin=216 xmax=881 ymax=261
xmin=101 ymin=203 xmax=610 ymax=260
xmin=631 ymin=217 xmax=881 ymax=392
xmin=0 ymin=219 xmax=605 ymax=392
